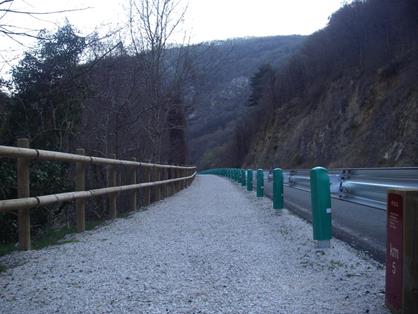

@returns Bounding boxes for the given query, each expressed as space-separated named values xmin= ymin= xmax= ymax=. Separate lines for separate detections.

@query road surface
xmin=262 ymin=176 xmax=386 ymax=262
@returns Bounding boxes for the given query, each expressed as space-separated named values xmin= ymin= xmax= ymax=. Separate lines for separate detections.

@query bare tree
xmin=0 ymin=0 xmax=91 ymax=76
xmin=0 ymin=0 xmax=89 ymax=41
xmin=127 ymin=0 xmax=190 ymax=162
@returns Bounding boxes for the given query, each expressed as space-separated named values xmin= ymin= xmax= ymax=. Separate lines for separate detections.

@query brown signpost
xmin=385 ymin=189 xmax=418 ymax=314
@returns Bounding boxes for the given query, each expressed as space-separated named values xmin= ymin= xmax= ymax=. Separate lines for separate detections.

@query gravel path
xmin=0 ymin=175 xmax=387 ymax=313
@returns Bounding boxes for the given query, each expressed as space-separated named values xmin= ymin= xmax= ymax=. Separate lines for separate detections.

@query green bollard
xmin=273 ymin=168 xmax=283 ymax=210
xmin=256 ymin=169 xmax=264 ymax=197
xmin=241 ymin=169 xmax=246 ymax=186
xmin=310 ymin=167 xmax=332 ymax=248
xmin=247 ymin=169 xmax=253 ymax=191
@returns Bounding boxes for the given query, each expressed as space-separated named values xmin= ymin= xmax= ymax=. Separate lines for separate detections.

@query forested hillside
xmin=0 ymin=6 xmax=304 ymax=244
xmin=1 ymin=0 xmax=417 ymax=246
xmin=222 ymin=0 xmax=418 ymax=169
xmin=0 ymin=0 xmax=192 ymax=244
xmin=185 ymin=36 xmax=304 ymax=168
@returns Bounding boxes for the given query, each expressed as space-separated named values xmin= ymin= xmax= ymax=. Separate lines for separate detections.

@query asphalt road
xmin=262 ymin=177 xmax=386 ymax=263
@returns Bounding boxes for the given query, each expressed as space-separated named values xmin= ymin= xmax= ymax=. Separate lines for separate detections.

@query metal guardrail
xmin=271 ymin=167 xmax=418 ymax=210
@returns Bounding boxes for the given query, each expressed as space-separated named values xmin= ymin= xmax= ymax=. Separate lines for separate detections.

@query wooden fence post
xmin=177 ymin=168 xmax=182 ymax=192
xmin=149 ymin=166 xmax=153 ymax=203
xmin=190 ymin=169 xmax=193 ymax=185
xmin=160 ymin=167 xmax=164 ymax=199
xmin=174 ymin=168 xmax=179 ymax=192
xmin=172 ymin=168 xmax=176 ymax=193
xmin=161 ymin=167 xmax=165 ymax=199
xmin=168 ymin=168 xmax=172 ymax=196
xmin=131 ymin=158 xmax=137 ymax=211
xmin=75 ymin=148 xmax=86 ymax=233
xmin=144 ymin=166 xmax=150 ymax=205
xmin=109 ymin=154 xmax=117 ymax=219
xmin=181 ymin=169 xmax=186 ymax=190
xmin=185 ymin=169 xmax=188 ymax=188
xmin=17 ymin=138 xmax=30 ymax=250
xmin=163 ymin=168 xmax=168 ymax=198
xmin=138 ymin=165 xmax=143 ymax=208
xmin=155 ymin=166 xmax=161 ymax=201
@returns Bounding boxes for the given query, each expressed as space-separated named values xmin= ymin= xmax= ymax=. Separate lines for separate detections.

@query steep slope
xmin=246 ymin=57 xmax=418 ymax=168
xmin=185 ymin=36 xmax=305 ymax=168
xmin=242 ymin=0 xmax=418 ymax=169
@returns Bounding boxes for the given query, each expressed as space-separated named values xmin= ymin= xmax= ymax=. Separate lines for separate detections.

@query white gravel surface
xmin=0 ymin=175 xmax=387 ymax=313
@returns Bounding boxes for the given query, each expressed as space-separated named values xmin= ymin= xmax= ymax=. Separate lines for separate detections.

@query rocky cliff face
xmin=245 ymin=57 xmax=418 ymax=169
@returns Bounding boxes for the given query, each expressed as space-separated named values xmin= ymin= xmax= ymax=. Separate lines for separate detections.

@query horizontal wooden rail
xmin=0 ymin=173 xmax=196 ymax=212
xmin=0 ymin=145 xmax=196 ymax=170
xmin=0 ymin=139 xmax=197 ymax=250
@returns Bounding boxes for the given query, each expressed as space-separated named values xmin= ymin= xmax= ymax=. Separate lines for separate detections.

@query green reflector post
xmin=241 ymin=169 xmax=246 ymax=186
xmin=273 ymin=168 xmax=283 ymax=210
xmin=310 ymin=166 xmax=332 ymax=248
xmin=256 ymin=169 xmax=264 ymax=197
xmin=247 ymin=169 xmax=253 ymax=191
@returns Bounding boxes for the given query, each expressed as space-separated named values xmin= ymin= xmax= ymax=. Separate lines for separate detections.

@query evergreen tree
xmin=247 ymin=64 xmax=274 ymax=107
xmin=9 ymin=23 xmax=87 ymax=151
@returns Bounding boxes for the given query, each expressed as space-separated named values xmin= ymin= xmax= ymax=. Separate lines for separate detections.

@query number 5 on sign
xmin=385 ymin=190 xmax=418 ymax=314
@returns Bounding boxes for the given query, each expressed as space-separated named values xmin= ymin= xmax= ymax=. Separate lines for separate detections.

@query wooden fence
xmin=0 ymin=138 xmax=197 ymax=250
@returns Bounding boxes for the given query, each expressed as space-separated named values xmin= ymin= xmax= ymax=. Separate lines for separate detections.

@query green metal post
xmin=241 ymin=169 xmax=246 ymax=186
xmin=247 ymin=169 xmax=253 ymax=191
xmin=310 ymin=167 xmax=332 ymax=248
xmin=273 ymin=168 xmax=283 ymax=210
xmin=256 ymin=169 xmax=264 ymax=197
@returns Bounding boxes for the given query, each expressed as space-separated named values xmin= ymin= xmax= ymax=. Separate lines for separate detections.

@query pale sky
xmin=0 ymin=0 xmax=347 ymax=75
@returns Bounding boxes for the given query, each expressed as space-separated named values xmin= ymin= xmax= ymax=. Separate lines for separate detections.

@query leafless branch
xmin=0 ymin=7 xmax=92 ymax=16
